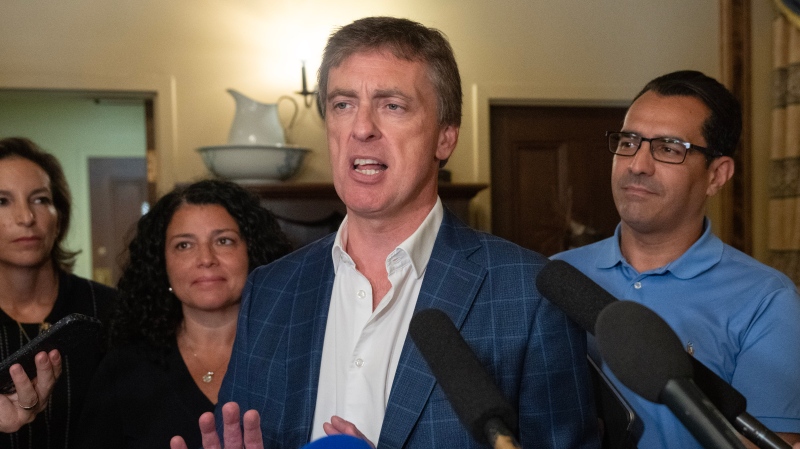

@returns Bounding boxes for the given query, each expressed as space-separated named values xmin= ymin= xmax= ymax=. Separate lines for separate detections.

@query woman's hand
xmin=0 ymin=350 xmax=61 ymax=433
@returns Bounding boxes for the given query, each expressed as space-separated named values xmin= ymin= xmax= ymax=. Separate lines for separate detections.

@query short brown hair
xmin=317 ymin=16 xmax=462 ymax=127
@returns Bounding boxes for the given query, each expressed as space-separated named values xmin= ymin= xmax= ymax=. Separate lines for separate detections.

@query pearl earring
xmin=168 ymin=287 xmax=173 ymax=292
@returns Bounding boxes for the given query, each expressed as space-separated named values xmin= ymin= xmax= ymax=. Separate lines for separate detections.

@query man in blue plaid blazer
xmin=172 ymin=16 xmax=598 ymax=449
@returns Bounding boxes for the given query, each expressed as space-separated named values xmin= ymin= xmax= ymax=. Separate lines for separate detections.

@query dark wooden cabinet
xmin=245 ymin=182 xmax=487 ymax=248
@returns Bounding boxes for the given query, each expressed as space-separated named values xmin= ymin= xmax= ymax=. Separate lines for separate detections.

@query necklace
xmin=16 ymin=321 xmax=50 ymax=343
xmin=181 ymin=337 xmax=230 ymax=384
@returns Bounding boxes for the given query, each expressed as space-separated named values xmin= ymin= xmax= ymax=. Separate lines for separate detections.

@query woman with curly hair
xmin=0 ymin=137 xmax=115 ymax=445
xmin=76 ymin=179 xmax=292 ymax=449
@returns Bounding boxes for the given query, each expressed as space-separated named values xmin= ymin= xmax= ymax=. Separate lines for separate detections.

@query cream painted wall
xmin=0 ymin=0 xmax=720 ymax=230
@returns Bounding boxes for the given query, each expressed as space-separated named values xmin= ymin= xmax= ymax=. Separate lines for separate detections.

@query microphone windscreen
xmin=538 ymin=261 xmax=749 ymax=424
xmin=408 ymin=308 xmax=518 ymax=443
xmin=595 ymin=301 xmax=693 ymax=402
xmin=300 ymin=435 xmax=373 ymax=449
xmin=690 ymin=358 xmax=747 ymax=422
xmin=535 ymin=260 xmax=616 ymax=334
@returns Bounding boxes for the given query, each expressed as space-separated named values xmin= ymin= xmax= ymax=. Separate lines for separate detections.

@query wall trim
xmin=0 ymin=72 xmax=179 ymax=195
xmin=720 ymin=0 xmax=753 ymax=253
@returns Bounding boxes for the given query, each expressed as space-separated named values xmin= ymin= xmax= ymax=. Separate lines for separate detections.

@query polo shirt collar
xmin=598 ymin=218 xmax=723 ymax=279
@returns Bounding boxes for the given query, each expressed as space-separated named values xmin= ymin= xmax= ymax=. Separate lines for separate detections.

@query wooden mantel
xmin=244 ymin=182 xmax=487 ymax=248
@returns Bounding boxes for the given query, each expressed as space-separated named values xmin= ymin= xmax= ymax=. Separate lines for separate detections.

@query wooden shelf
xmin=245 ymin=182 xmax=487 ymax=200
xmin=244 ymin=182 xmax=487 ymax=248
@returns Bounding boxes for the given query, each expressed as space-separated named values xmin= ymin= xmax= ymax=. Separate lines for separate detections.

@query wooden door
xmin=491 ymin=105 xmax=627 ymax=256
xmin=89 ymin=157 xmax=148 ymax=286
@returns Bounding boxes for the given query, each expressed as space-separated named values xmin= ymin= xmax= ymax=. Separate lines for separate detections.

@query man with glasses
xmin=554 ymin=70 xmax=800 ymax=448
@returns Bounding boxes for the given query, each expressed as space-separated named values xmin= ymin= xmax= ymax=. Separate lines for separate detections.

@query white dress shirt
xmin=310 ymin=198 xmax=444 ymax=444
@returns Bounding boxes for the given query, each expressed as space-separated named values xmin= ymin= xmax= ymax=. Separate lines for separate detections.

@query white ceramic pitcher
xmin=227 ymin=89 xmax=299 ymax=146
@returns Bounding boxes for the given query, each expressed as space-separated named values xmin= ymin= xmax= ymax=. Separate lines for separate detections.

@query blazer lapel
xmin=378 ymin=211 xmax=486 ymax=448
xmin=284 ymin=236 xmax=337 ymax=443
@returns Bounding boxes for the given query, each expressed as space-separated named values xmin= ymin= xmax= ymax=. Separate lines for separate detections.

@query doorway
xmin=89 ymin=158 xmax=148 ymax=286
xmin=0 ymin=91 xmax=151 ymax=282
xmin=490 ymin=105 xmax=627 ymax=256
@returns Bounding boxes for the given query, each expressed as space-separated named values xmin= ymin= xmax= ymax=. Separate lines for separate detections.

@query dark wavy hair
xmin=633 ymin=70 xmax=742 ymax=160
xmin=0 ymin=137 xmax=78 ymax=271
xmin=109 ymin=179 xmax=293 ymax=350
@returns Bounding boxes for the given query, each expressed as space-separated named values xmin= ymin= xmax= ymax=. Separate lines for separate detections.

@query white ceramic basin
xmin=197 ymin=144 xmax=310 ymax=183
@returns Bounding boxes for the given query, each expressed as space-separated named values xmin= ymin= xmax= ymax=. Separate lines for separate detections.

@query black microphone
xmin=693 ymin=361 xmax=791 ymax=449
xmin=408 ymin=308 xmax=521 ymax=449
xmin=595 ymin=301 xmax=746 ymax=449
xmin=535 ymin=259 xmax=615 ymax=335
xmin=536 ymin=260 xmax=791 ymax=449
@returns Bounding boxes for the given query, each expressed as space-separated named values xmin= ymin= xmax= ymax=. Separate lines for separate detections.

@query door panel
xmin=491 ymin=105 xmax=627 ymax=256
xmin=89 ymin=157 xmax=148 ymax=286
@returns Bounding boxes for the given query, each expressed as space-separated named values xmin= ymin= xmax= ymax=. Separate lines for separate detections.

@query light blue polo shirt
xmin=553 ymin=219 xmax=800 ymax=449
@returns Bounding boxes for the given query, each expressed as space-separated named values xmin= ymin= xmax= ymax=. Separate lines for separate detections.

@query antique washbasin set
xmin=197 ymin=89 xmax=310 ymax=183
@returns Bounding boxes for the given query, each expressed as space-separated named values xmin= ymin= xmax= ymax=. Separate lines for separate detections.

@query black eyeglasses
xmin=606 ymin=131 xmax=721 ymax=165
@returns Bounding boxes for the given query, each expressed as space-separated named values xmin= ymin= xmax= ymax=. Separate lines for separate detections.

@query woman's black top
xmin=76 ymin=339 xmax=215 ymax=449
xmin=0 ymin=271 xmax=116 ymax=449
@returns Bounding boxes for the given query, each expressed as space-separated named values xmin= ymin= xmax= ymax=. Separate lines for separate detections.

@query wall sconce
xmin=296 ymin=61 xmax=323 ymax=117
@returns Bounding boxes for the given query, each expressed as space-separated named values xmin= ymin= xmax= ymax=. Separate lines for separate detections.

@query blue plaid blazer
xmin=217 ymin=209 xmax=599 ymax=449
